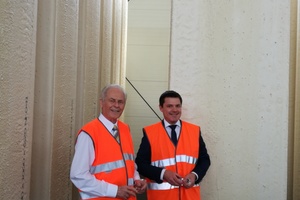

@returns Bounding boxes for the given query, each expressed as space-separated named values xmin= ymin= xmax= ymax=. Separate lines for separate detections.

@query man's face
xmin=100 ymin=87 xmax=126 ymax=123
xmin=159 ymin=97 xmax=182 ymax=124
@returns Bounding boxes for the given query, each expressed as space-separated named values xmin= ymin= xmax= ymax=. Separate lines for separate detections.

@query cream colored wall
xmin=0 ymin=0 xmax=128 ymax=199
xmin=0 ymin=0 xmax=295 ymax=199
xmin=125 ymin=0 xmax=171 ymax=151
xmin=0 ymin=1 xmax=37 ymax=199
xmin=170 ymin=0 xmax=290 ymax=199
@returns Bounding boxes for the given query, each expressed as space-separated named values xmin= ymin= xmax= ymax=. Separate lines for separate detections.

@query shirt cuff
xmin=107 ymin=184 xmax=118 ymax=198
xmin=191 ymin=171 xmax=199 ymax=181
xmin=160 ymin=169 xmax=166 ymax=180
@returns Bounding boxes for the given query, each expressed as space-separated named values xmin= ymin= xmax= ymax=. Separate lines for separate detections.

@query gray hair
xmin=100 ymin=84 xmax=127 ymax=100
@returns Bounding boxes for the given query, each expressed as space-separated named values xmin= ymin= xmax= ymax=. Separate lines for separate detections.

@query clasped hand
xmin=116 ymin=179 xmax=147 ymax=200
xmin=163 ymin=170 xmax=195 ymax=188
xmin=134 ymin=179 xmax=147 ymax=194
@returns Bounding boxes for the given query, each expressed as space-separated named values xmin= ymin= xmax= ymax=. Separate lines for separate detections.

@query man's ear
xmin=159 ymin=105 xmax=163 ymax=112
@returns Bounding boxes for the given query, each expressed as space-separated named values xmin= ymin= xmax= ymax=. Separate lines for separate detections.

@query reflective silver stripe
xmin=90 ymin=159 xmax=125 ymax=174
xmin=152 ymin=158 xmax=176 ymax=167
xmin=90 ymin=153 xmax=134 ymax=174
xmin=148 ymin=182 xmax=200 ymax=190
xmin=123 ymin=153 xmax=134 ymax=161
xmin=151 ymin=155 xmax=198 ymax=167
xmin=176 ymin=155 xmax=197 ymax=165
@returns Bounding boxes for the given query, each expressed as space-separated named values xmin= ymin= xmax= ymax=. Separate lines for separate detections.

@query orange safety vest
xmin=77 ymin=119 xmax=136 ymax=200
xmin=144 ymin=121 xmax=201 ymax=200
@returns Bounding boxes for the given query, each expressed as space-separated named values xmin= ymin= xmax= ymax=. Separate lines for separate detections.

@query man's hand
xmin=116 ymin=185 xmax=137 ymax=200
xmin=134 ymin=179 xmax=147 ymax=194
xmin=163 ymin=170 xmax=183 ymax=186
xmin=182 ymin=173 xmax=196 ymax=188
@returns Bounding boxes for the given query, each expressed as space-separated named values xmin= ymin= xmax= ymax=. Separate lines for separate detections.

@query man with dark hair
xmin=136 ymin=90 xmax=210 ymax=200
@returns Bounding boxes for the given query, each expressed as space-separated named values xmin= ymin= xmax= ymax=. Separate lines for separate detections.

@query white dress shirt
xmin=70 ymin=114 xmax=140 ymax=198
xmin=164 ymin=120 xmax=181 ymax=139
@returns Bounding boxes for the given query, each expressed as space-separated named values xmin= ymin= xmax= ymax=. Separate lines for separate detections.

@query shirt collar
xmin=163 ymin=119 xmax=181 ymax=129
xmin=99 ymin=114 xmax=117 ymax=132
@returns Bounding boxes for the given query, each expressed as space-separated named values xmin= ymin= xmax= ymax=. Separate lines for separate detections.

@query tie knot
xmin=169 ymin=125 xmax=177 ymax=130
xmin=112 ymin=125 xmax=120 ymax=143
xmin=113 ymin=125 xmax=118 ymax=131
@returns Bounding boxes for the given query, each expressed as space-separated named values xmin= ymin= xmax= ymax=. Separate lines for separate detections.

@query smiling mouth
xmin=111 ymin=109 xmax=120 ymax=113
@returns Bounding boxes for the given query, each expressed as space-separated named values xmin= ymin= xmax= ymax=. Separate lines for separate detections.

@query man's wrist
xmin=191 ymin=171 xmax=198 ymax=181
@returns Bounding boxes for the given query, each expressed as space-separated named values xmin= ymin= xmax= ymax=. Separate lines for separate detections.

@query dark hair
xmin=159 ymin=90 xmax=182 ymax=107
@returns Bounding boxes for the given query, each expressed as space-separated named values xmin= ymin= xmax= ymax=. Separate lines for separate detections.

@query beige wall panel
xmin=126 ymin=45 xmax=169 ymax=81
xmin=125 ymin=81 xmax=166 ymax=117
xmin=1 ymin=0 xmax=129 ymax=199
xmin=288 ymin=1 xmax=298 ymax=199
xmin=128 ymin=28 xmax=170 ymax=46
xmin=0 ymin=0 xmax=37 ymax=199
xmin=126 ymin=116 xmax=161 ymax=152
xmin=119 ymin=0 xmax=128 ymax=87
xmin=128 ymin=9 xmax=171 ymax=29
xmin=291 ymin=0 xmax=300 ymax=197
xmin=30 ymin=0 xmax=56 ymax=199
xmin=111 ymin=0 xmax=123 ymax=83
xmin=128 ymin=0 xmax=170 ymax=10
xmin=100 ymin=0 xmax=128 ymax=88
xmin=100 ymin=0 xmax=113 ymax=87
xmin=125 ymin=81 xmax=167 ymax=151
xmin=170 ymin=0 xmax=289 ymax=199
xmin=50 ymin=0 xmax=79 ymax=199
xmin=31 ymin=1 xmax=101 ymax=199
xmin=77 ymin=0 xmax=101 ymax=124
xmin=126 ymin=1 xmax=171 ymax=173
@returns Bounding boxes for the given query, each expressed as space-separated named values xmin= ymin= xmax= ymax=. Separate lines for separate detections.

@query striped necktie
xmin=112 ymin=125 xmax=120 ymax=143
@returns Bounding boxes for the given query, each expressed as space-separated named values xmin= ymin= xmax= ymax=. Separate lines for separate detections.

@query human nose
xmin=171 ymin=106 xmax=178 ymax=111
xmin=113 ymin=100 xmax=124 ymax=107
xmin=112 ymin=101 xmax=120 ymax=106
